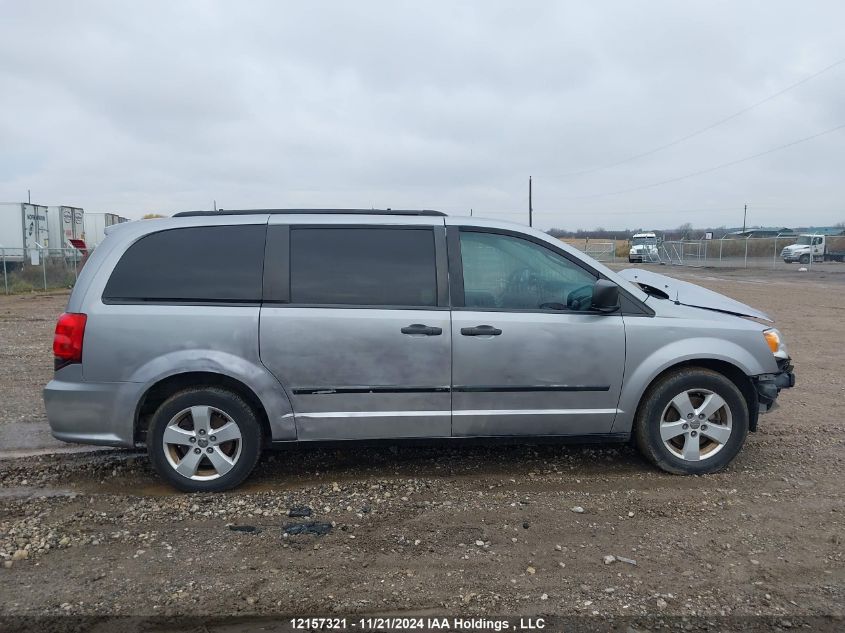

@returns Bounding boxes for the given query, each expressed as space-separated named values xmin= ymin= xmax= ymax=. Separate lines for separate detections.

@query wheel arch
xmin=630 ymin=359 xmax=759 ymax=434
xmin=134 ymin=372 xmax=273 ymax=446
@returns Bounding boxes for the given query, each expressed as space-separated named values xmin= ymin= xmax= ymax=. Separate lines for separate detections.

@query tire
xmin=148 ymin=387 xmax=263 ymax=492
xmin=634 ymin=368 xmax=749 ymax=475
xmin=799 ymin=254 xmax=810 ymax=264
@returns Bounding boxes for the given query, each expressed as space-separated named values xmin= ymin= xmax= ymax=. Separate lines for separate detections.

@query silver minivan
xmin=45 ymin=210 xmax=795 ymax=491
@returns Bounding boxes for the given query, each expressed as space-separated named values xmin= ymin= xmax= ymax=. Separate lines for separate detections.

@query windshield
xmin=632 ymin=237 xmax=656 ymax=246
xmin=797 ymin=236 xmax=813 ymax=245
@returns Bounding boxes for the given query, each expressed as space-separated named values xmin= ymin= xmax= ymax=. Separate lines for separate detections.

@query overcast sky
xmin=1 ymin=1 xmax=843 ymax=230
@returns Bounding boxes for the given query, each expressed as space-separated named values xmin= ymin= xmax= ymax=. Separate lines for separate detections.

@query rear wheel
xmin=634 ymin=368 xmax=748 ymax=475
xmin=148 ymin=387 xmax=262 ymax=492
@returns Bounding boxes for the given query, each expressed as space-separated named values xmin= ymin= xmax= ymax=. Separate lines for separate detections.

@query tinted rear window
xmin=103 ymin=225 xmax=265 ymax=302
xmin=290 ymin=227 xmax=437 ymax=306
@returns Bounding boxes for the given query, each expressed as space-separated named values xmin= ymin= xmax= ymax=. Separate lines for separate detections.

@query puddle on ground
xmin=0 ymin=486 xmax=78 ymax=500
xmin=93 ymin=478 xmax=306 ymax=498
xmin=0 ymin=446 xmax=112 ymax=461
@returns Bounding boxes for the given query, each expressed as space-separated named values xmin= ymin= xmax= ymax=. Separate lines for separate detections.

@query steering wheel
xmin=506 ymin=268 xmax=537 ymax=290
xmin=566 ymin=283 xmax=594 ymax=311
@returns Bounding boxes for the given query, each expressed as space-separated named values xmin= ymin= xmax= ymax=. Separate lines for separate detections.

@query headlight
xmin=763 ymin=328 xmax=789 ymax=358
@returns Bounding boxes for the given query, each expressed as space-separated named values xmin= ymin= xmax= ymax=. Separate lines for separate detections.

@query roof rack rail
xmin=173 ymin=209 xmax=447 ymax=218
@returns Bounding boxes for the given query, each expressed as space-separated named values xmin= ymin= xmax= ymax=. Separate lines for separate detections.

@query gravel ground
xmin=0 ymin=291 xmax=62 ymax=427
xmin=0 ymin=267 xmax=843 ymax=630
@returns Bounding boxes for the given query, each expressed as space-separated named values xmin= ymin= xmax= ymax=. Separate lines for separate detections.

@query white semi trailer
xmin=47 ymin=206 xmax=85 ymax=253
xmin=83 ymin=212 xmax=130 ymax=247
xmin=0 ymin=203 xmax=51 ymax=263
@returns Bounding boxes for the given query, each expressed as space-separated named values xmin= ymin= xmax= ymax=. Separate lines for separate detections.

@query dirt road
xmin=0 ymin=267 xmax=842 ymax=630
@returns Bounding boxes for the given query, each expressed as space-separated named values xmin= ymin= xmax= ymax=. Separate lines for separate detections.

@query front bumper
xmin=753 ymin=359 xmax=795 ymax=414
xmin=781 ymin=249 xmax=806 ymax=262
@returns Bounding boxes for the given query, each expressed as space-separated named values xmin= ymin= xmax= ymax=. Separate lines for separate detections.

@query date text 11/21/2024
xmin=289 ymin=617 xmax=547 ymax=630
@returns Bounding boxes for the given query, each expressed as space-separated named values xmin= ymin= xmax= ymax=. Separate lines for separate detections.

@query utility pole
xmin=529 ymin=177 xmax=533 ymax=227
xmin=27 ymin=189 xmax=31 ymax=204
xmin=742 ymin=203 xmax=747 ymax=233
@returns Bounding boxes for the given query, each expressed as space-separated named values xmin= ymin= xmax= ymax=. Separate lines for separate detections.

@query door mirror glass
xmin=591 ymin=280 xmax=620 ymax=313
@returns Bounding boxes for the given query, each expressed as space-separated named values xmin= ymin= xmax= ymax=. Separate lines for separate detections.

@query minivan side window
xmin=459 ymin=231 xmax=597 ymax=311
xmin=103 ymin=225 xmax=266 ymax=303
xmin=290 ymin=227 xmax=437 ymax=307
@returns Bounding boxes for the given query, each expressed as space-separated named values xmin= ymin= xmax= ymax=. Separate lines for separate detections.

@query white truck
xmin=0 ymin=202 xmax=51 ymax=264
xmin=47 ymin=206 xmax=85 ymax=254
xmin=781 ymin=233 xmax=845 ymax=264
xmin=628 ymin=232 xmax=660 ymax=263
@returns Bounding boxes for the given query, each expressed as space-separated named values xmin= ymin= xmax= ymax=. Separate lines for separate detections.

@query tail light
xmin=53 ymin=312 xmax=87 ymax=368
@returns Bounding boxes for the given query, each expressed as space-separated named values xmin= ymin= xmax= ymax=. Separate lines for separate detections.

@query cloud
xmin=0 ymin=0 xmax=843 ymax=229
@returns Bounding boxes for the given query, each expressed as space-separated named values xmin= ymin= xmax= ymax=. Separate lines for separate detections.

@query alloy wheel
xmin=660 ymin=388 xmax=733 ymax=462
xmin=162 ymin=406 xmax=243 ymax=480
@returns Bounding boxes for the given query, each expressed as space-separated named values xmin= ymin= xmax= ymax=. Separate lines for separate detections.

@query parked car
xmin=45 ymin=210 xmax=795 ymax=491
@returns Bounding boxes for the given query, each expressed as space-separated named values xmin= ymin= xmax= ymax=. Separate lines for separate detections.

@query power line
xmin=546 ymin=207 xmax=746 ymax=216
xmin=561 ymin=55 xmax=845 ymax=178
xmin=564 ymin=122 xmax=845 ymax=199
xmin=469 ymin=204 xmax=841 ymax=218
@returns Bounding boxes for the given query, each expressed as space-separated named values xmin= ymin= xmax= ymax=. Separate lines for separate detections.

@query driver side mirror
xmin=592 ymin=279 xmax=620 ymax=313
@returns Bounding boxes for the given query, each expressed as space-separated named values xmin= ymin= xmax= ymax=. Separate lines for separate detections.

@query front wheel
xmin=148 ymin=387 xmax=263 ymax=492
xmin=634 ymin=368 xmax=748 ymax=475
xmin=799 ymin=254 xmax=810 ymax=264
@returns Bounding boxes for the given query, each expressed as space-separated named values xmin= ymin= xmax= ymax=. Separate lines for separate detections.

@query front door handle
xmin=460 ymin=325 xmax=502 ymax=336
xmin=401 ymin=323 xmax=443 ymax=336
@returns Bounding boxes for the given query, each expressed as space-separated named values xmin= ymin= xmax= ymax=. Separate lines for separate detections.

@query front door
xmin=449 ymin=226 xmax=626 ymax=436
xmin=259 ymin=219 xmax=452 ymax=440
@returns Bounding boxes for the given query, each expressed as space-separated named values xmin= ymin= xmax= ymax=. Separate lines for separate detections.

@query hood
xmin=618 ymin=268 xmax=772 ymax=322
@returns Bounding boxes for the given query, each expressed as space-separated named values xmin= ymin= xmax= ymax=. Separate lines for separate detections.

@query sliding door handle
xmin=460 ymin=325 xmax=502 ymax=336
xmin=401 ymin=324 xmax=443 ymax=336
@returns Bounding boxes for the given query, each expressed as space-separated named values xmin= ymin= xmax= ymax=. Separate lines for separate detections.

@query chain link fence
xmin=561 ymin=238 xmax=619 ymax=263
xmin=659 ymin=236 xmax=805 ymax=269
xmin=583 ymin=240 xmax=617 ymax=263
xmin=5 ymin=237 xmax=842 ymax=296
xmin=566 ymin=235 xmax=845 ymax=270
xmin=1 ymin=248 xmax=85 ymax=295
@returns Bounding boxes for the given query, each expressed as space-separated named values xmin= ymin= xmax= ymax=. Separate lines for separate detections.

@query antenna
xmin=528 ymin=177 xmax=533 ymax=227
